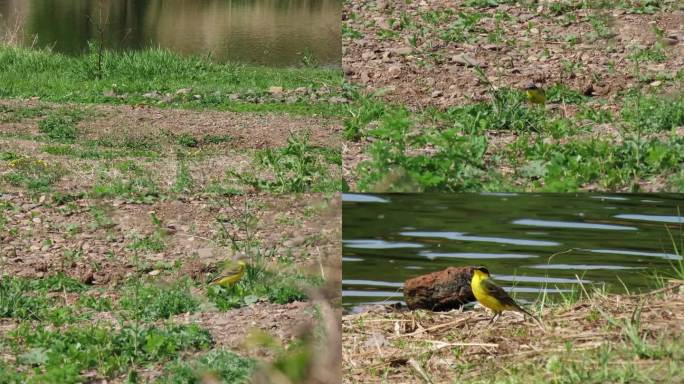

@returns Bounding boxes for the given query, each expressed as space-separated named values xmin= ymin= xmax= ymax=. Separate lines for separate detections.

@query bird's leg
xmin=487 ymin=313 xmax=500 ymax=327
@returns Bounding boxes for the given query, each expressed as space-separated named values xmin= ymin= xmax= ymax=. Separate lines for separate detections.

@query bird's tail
xmin=515 ymin=305 xmax=546 ymax=331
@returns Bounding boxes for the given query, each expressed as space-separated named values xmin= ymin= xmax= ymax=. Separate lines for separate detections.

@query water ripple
xmin=419 ymin=251 xmax=538 ymax=260
xmin=342 ymin=290 xmax=404 ymax=298
xmin=529 ymin=264 xmax=644 ymax=270
xmin=342 ymin=193 xmax=390 ymax=203
xmin=342 ymin=279 xmax=404 ymax=288
xmin=614 ymin=214 xmax=684 ymax=224
xmin=493 ymin=275 xmax=592 ymax=284
xmin=589 ymin=249 xmax=682 ymax=261
xmin=342 ymin=256 xmax=364 ymax=262
xmin=344 ymin=239 xmax=424 ymax=249
xmin=400 ymin=231 xmax=560 ymax=247
xmin=513 ymin=219 xmax=637 ymax=231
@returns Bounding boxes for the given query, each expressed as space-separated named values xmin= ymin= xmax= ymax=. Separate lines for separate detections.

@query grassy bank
xmin=0 ymin=45 xmax=345 ymax=116
xmin=342 ymin=278 xmax=684 ymax=383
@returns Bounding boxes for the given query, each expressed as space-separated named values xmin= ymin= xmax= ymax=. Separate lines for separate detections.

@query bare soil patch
xmin=343 ymin=1 xmax=684 ymax=109
xmin=0 ymin=98 xmax=342 ymax=149
xmin=0 ymin=192 xmax=340 ymax=285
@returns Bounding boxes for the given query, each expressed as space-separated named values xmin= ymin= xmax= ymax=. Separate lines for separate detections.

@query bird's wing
xmin=220 ymin=261 xmax=244 ymax=276
xmin=481 ymin=278 xmax=517 ymax=307
xmin=209 ymin=261 xmax=244 ymax=283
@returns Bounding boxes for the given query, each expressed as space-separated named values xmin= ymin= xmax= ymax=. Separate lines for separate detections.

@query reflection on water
xmin=342 ymin=193 xmax=683 ymax=311
xmin=0 ymin=0 xmax=340 ymax=66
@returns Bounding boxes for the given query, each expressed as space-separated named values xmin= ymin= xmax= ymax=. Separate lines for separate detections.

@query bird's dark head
xmin=473 ymin=266 xmax=490 ymax=276
xmin=524 ymin=82 xmax=538 ymax=90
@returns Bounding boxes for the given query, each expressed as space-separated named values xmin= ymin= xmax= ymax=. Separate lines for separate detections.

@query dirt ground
xmin=0 ymin=192 xmax=339 ymax=284
xmin=343 ymin=1 xmax=684 ymax=109
xmin=0 ymin=99 xmax=342 ymax=149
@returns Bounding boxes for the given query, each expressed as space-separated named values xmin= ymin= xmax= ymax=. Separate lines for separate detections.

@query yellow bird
xmin=524 ymin=82 xmax=546 ymax=105
xmin=470 ymin=266 xmax=544 ymax=329
xmin=209 ymin=255 xmax=247 ymax=288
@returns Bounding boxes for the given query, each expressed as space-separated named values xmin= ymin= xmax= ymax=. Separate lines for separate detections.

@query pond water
xmin=0 ymin=0 xmax=340 ymax=67
xmin=342 ymin=193 xmax=683 ymax=312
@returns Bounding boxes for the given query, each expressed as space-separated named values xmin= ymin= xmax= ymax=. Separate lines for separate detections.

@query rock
xmin=360 ymin=71 xmax=371 ymax=83
xmin=364 ymin=333 xmax=387 ymax=348
xmin=269 ymin=86 xmax=284 ymax=96
xmin=196 ymin=247 xmax=215 ymax=259
xmin=176 ymin=88 xmax=193 ymax=95
xmin=143 ymin=91 xmax=161 ymax=99
xmin=361 ymin=51 xmax=375 ymax=60
xmin=392 ymin=46 xmax=413 ymax=55
xmin=388 ymin=65 xmax=402 ymax=78
xmin=664 ymin=35 xmax=678 ymax=46
xmin=403 ymin=266 xmax=476 ymax=311
xmin=451 ymin=53 xmax=483 ymax=67
xmin=431 ymin=90 xmax=443 ymax=98
xmin=81 ymin=272 xmax=94 ymax=284
xmin=228 ymin=94 xmax=240 ymax=101
xmin=329 ymin=96 xmax=349 ymax=104
xmin=283 ymin=236 xmax=306 ymax=248
xmin=342 ymin=64 xmax=354 ymax=76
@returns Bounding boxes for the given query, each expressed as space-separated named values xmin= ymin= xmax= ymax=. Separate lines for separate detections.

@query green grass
xmin=230 ymin=134 xmax=341 ymax=193
xmin=158 ymin=350 xmax=255 ymax=384
xmin=1 ymin=156 xmax=65 ymax=192
xmin=89 ymin=163 xmax=161 ymax=202
xmin=37 ymin=108 xmax=86 ymax=143
xmin=0 ymin=45 xmax=344 ymax=117
xmin=0 ymin=266 xmax=318 ymax=382
xmin=0 ymin=104 xmax=47 ymax=122
xmin=120 ymin=280 xmax=199 ymax=321
xmin=346 ymin=87 xmax=684 ymax=192
xmin=0 ymin=274 xmax=87 ymax=325
xmin=7 ymin=322 xmax=213 ymax=382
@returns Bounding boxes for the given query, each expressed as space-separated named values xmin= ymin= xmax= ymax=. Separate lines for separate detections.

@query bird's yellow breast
xmin=213 ymin=261 xmax=246 ymax=287
xmin=526 ymin=89 xmax=546 ymax=105
xmin=471 ymin=270 xmax=506 ymax=313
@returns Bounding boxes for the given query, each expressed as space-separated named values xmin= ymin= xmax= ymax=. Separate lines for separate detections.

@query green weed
xmin=629 ymin=44 xmax=667 ymax=63
xmin=172 ymin=161 xmax=194 ymax=194
xmin=120 ymin=280 xmax=199 ymax=321
xmin=1 ymin=156 xmax=65 ymax=191
xmin=38 ymin=109 xmax=86 ymax=143
xmin=158 ymin=350 xmax=255 ymax=384
xmin=9 ymin=323 xmax=213 ymax=381
xmin=0 ymin=104 xmax=47 ymax=123
xmin=231 ymin=135 xmax=340 ymax=193
xmin=620 ymin=93 xmax=684 ymax=132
